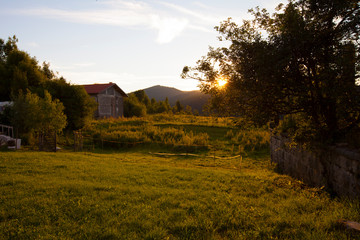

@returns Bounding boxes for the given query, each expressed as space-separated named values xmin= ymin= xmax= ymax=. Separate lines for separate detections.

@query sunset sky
xmin=0 ymin=0 xmax=283 ymax=92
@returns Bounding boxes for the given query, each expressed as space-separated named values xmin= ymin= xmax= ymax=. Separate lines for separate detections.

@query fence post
xmin=39 ymin=131 xmax=41 ymax=151
xmin=80 ymin=130 xmax=83 ymax=151
xmin=101 ymin=128 xmax=104 ymax=150
xmin=54 ymin=132 xmax=57 ymax=152
xmin=74 ymin=131 xmax=77 ymax=151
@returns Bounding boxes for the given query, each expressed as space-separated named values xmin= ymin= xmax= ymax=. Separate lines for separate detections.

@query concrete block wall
xmin=271 ymin=135 xmax=360 ymax=198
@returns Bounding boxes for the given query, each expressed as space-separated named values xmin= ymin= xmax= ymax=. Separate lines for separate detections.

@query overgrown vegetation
xmin=71 ymin=114 xmax=269 ymax=154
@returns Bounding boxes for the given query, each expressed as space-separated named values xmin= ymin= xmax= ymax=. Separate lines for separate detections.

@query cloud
xmin=7 ymin=0 xmax=198 ymax=44
xmin=158 ymin=2 xmax=212 ymax=22
xmin=150 ymin=15 xmax=188 ymax=44
xmin=73 ymin=62 xmax=96 ymax=68
xmin=12 ymin=7 xmax=151 ymax=27
xmin=26 ymin=42 xmax=39 ymax=48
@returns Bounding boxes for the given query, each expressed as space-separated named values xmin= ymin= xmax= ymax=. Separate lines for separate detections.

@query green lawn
xmin=0 ymin=151 xmax=359 ymax=239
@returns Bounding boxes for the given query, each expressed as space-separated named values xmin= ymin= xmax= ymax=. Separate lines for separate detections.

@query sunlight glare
xmin=217 ymin=78 xmax=228 ymax=88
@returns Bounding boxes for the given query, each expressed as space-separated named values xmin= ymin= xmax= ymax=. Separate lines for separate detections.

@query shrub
xmin=226 ymin=129 xmax=270 ymax=151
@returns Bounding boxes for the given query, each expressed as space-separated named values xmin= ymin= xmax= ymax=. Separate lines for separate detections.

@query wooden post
xmin=74 ymin=131 xmax=76 ymax=151
xmin=80 ymin=130 xmax=83 ymax=151
xmin=15 ymin=128 xmax=18 ymax=151
xmin=54 ymin=132 xmax=57 ymax=152
xmin=39 ymin=131 xmax=41 ymax=151
xmin=101 ymin=128 xmax=103 ymax=150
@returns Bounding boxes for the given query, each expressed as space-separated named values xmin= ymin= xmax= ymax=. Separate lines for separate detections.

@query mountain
xmin=142 ymin=85 xmax=210 ymax=113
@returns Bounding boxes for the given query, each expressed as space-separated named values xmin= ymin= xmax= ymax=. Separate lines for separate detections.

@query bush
xmin=226 ymin=128 xmax=270 ymax=151
xmin=275 ymin=114 xmax=324 ymax=148
xmin=124 ymin=94 xmax=147 ymax=117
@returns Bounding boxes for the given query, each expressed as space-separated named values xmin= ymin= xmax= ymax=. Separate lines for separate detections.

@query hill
xmin=142 ymin=85 xmax=210 ymax=113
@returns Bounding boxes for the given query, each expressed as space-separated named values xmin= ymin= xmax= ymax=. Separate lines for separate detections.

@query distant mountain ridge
xmin=136 ymin=85 xmax=210 ymax=113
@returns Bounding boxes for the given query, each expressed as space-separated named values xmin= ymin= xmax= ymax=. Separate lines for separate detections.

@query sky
xmin=0 ymin=0 xmax=283 ymax=93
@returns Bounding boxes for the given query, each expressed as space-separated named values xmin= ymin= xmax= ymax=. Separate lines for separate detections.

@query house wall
xmin=271 ymin=135 xmax=360 ymax=197
xmin=93 ymin=86 xmax=125 ymax=118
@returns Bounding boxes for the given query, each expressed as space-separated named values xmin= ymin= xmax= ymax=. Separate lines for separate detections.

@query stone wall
xmin=271 ymin=135 xmax=360 ymax=198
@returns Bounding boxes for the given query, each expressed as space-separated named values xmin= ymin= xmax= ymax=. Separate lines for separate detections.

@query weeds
xmin=226 ymin=128 xmax=270 ymax=152
xmin=74 ymin=114 xmax=269 ymax=154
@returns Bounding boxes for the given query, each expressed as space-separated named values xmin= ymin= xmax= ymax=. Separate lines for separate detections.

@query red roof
xmin=82 ymin=83 xmax=127 ymax=97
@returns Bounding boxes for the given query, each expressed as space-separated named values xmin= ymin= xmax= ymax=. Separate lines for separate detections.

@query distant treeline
xmin=124 ymin=90 xmax=198 ymax=117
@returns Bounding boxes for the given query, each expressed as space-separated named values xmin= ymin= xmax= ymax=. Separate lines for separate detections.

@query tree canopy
xmin=124 ymin=90 xmax=191 ymax=117
xmin=0 ymin=36 xmax=97 ymax=130
xmin=182 ymin=0 xmax=360 ymax=144
xmin=12 ymin=90 xmax=67 ymax=140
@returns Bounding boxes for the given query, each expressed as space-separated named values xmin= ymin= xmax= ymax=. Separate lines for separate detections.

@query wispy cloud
xmin=26 ymin=42 xmax=39 ymax=48
xmin=158 ymin=1 xmax=215 ymax=23
xmin=150 ymin=15 xmax=189 ymax=44
xmin=73 ymin=62 xmax=96 ymax=68
xmin=6 ymin=0 xmax=282 ymax=44
xmin=11 ymin=7 xmax=152 ymax=27
xmin=7 ymin=0 xmax=217 ymax=44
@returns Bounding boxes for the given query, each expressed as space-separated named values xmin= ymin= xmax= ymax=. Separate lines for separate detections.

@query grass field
xmin=1 ymin=150 xmax=359 ymax=239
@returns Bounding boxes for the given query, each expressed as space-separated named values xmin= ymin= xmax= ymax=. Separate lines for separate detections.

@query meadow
xmin=1 ymin=114 xmax=359 ymax=239
xmin=74 ymin=114 xmax=269 ymax=154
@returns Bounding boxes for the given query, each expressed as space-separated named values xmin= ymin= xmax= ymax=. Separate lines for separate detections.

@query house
xmin=82 ymin=82 xmax=128 ymax=118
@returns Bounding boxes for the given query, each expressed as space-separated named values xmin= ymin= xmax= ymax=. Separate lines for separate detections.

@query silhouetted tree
xmin=45 ymin=78 xmax=97 ymax=129
xmin=183 ymin=0 xmax=360 ymax=143
xmin=0 ymin=36 xmax=97 ymax=130
xmin=174 ymin=100 xmax=184 ymax=113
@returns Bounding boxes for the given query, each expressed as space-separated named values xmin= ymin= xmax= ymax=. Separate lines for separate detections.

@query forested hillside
xmin=143 ymin=85 xmax=210 ymax=114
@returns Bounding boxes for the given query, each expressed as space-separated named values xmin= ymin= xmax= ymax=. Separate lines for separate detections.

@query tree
xmin=185 ymin=105 xmax=193 ymax=115
xmin=123 ymin=93 xmax=147 ymax=117
xmin=0 ymin=36 xmax=46 ymax=100
xmin=164 ymin=97 xmax=171 ymax=111
xmin=12 ymin=90 xmax=67 ymax=143
xmin=44 ymin=78 xmax=97 ymax=130
xmin=0 ymin=36 xmax=97 ymax=130
xmin=133 ymin=90 xmax=150 ymax=107
xmin=131 ymin=91 xmax=171 ymax=114
xmin=182 ymin=0 xmax=360 ymax=143
xmin=174 ymin=100 xmax=184 ymax=113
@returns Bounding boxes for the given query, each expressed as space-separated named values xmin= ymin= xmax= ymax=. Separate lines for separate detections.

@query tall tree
xmin=182 ymin=0 xmax=360 ymax=143
xmin=174 ymin=100 xmax=184 ymax=113
xmin=0 ymin=36 xmax=46 ymax=100
xmin=45 ymin=78 xmax=97 ymax=130
xmin=0 ymin=36 xmax=97 ymax=130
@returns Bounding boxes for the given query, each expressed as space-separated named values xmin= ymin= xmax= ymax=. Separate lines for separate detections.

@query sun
xmin=217 ymin=78 xmax=228 ymax=88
